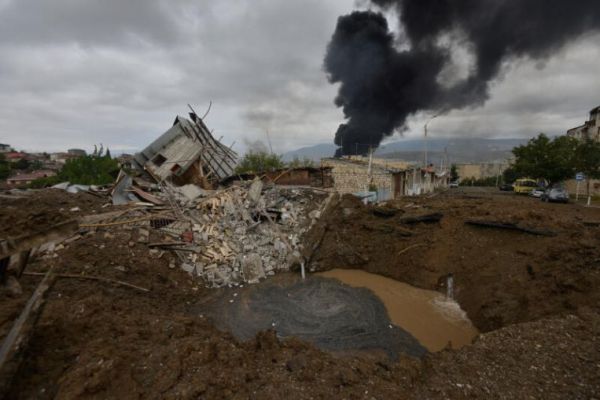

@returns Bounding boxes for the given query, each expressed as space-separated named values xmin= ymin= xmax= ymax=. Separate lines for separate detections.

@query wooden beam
xmin=0 ymin=268 xmax=55 ymax=393
xmin=0 ymin=220 xmax=79 ymax=260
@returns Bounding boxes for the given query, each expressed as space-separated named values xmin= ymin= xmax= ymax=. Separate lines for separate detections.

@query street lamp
xmin=423 ymin=113 xmax=440 ymax=167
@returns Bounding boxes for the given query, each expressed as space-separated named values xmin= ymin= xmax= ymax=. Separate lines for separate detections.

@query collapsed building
xmin=133 ymin=113 xmax=238 ymax=188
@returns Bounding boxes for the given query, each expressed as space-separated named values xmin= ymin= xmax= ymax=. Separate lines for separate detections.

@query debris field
xmin=1 ymin=184 xmax=600 ymax=399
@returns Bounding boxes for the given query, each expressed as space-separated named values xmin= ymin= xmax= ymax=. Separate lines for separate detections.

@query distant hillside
xmin=281 ymin=143 xmax=337 ymax=162
xmin=282 ymin=137 xmax=528 ymax=164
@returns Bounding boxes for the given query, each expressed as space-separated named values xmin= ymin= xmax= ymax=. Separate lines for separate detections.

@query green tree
xmin=13 ymin=158 xmax=31 ymax=170
xmin=29 ymin=160 xmax=44 ymax=170
xmin=450 ymin=164 xmax=459 ymax=182
xmin=0 ymin=154 xmax=10 ymax=180
xmin=502 ymin=166 xmax=519 ymax=184
xmin=573 ymin=139 xmax=600 ymax=195
xmin=58 ymin=154 xmax=119 ymax=185
xmin=235 ymin=151 xmax=285 ymax=174
xmin=511 ymin=133 xmax=578 ymax=185
xmin=31 ymin=154 xmax=119 ymax=187
xmin=287 ymin=156 xmax=315 ymax=169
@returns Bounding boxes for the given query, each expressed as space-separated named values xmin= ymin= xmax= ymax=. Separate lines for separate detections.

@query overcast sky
xmin=0 ymin=0 xmax=599 ymax=155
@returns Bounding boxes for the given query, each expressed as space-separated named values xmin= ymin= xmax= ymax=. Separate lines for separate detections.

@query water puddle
xmin=318 ymin=269 xmax=478 ymax=352
xmin=200 ymin=274 xmax=428 ymax=359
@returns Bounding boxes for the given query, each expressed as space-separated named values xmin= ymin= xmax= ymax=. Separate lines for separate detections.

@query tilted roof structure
xmin=133 ymin=113 xmax=238 ymax=186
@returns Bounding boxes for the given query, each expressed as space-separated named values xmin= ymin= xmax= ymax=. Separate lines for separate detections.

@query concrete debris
xmin=247 ymin=179 xmax=263 ymax=205
xmin=52 ymin=182 xmax=95 ymax=194
xmin=177 ymin=184 xmax=208 ymax=202
xmin=161 ymin=182 xmax=328 ymax=287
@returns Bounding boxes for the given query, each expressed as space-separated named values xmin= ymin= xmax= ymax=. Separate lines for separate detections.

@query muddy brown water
xmin=318 ymin=269 xmax=478 ymax=352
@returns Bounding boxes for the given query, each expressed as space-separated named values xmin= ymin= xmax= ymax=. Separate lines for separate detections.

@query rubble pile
xmin=158 ymin=180 xmax=328 ymax=287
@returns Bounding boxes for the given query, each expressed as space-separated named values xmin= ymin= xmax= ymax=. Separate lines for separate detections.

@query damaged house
xmin=133 ymin=113 xmax=238 ymax=188
xmin=567 ymin=105 xmax=600 ymax=142
xmin=321 ymin=157 xmax=448 ymax=201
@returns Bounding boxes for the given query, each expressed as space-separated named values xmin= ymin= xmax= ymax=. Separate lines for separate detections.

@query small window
xmin=171 ymin=164 xmax=181 ymax=174
xmin=153 ymin=154 xmax=167 ymax=167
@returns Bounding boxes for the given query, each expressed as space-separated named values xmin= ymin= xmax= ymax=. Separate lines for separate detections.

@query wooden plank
xmin=129 ymin=186 xmax=165 ymax=205
xmin=0 ymin=220 xmax=79 ymax=260
xmin=0 ymin=268 xmax=55 ymax=393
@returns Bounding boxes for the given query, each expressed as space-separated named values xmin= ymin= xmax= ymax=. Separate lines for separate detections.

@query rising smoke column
xmin=324 ymin=0 xmax=600 ymax=156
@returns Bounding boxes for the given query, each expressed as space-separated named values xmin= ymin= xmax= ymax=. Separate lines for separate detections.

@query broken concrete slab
xmin=242 ymin=253 xmax=266 ymax=284
xmin=178 ymin=184 xmax=208 ymax=202
xmin=247 ymin=179 xmax=263 ymax=205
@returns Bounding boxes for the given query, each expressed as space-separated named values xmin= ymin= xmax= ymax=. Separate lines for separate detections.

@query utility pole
xmin=365 ymin=146 xmax=374 ymax=203
xmin=423 ymin=114 xmax=440 ymax=167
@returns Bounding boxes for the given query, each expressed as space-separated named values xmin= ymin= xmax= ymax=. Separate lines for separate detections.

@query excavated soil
xmin=1 ymin=187 xmax=599 ymax=399
xmin=0 ymin=189 xmax=108 ymax=237
xmin=304 ymin=188 xmax=600 ymax=332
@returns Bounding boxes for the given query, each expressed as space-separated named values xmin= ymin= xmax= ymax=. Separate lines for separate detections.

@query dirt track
xmin=1 ymin=187 xmax=599 ymax=399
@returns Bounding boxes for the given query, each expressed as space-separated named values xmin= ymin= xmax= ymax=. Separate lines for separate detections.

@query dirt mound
xmin=415 ymin=309 xmax=600 ymax=399
xmin=3 ymin=231 xmax=423 ymax=400
xmin=304 ymin=190 xmax=600 ymax=332
xmin=2 ymin=187 xmax=600 ymax=399
xmin=0 ymin=189 xmax=108 ymax=237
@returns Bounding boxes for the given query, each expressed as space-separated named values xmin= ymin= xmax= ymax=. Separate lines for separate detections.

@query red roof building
xmin=6 ymin=170 xmax=56 ymax=185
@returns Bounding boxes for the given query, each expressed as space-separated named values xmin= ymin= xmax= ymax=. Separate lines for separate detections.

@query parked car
xmin=498 ymin=183 xmax=513 ymax=191
xmin=529 ymin=187 xmax=545 ymax=198
xmin=449 ymin=181 xmax=459 ymax=188
xmin=541 ymin=185 xmax=570 ymax=203
xmin=513 ymin=178 xmax=537 ymax=194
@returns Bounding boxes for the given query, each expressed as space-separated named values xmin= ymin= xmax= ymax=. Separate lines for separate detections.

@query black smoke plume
xmin=324 ymin=0 xmax=600 ymax=156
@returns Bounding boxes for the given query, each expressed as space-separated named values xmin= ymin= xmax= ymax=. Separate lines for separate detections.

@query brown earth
xmin=305 ymin=188 xmax=600 ymax=332
xmin=0 ymin=189 xmax=108 ymax=237
xmin=1 ymin=187 xmax=600 ymax=399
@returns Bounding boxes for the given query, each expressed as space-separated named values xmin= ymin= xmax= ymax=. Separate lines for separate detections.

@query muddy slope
xmin=1 ymin=188 xmax=600 ymax=399
xmin=303 ymin=189 xmax=600 ymax=332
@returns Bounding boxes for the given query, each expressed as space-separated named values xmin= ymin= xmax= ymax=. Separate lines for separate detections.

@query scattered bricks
xmin=181 ymin=231 xmax=194 ymax=243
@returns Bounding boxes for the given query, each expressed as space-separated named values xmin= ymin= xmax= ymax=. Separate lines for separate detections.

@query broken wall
xmin=321 ymin=159 xmax=394 ymax=196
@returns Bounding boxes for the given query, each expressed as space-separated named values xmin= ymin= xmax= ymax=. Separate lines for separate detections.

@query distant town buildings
xmin=5 ymin=170 xmax=56 ymax=186
xmin=49 ymin=152 xmax=82 ymax=165
xmin=0 ymin=143 xmax=91 ymax=186
xmin=67 ymin=148 xmax=87 ymax=157
xmin=455 ymin=162 xmax=510 ymax=180
xmin=4 ymin=151 xmax=28 ymax=162
xmin=567 ymin=105 xmax=600 ymax=141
